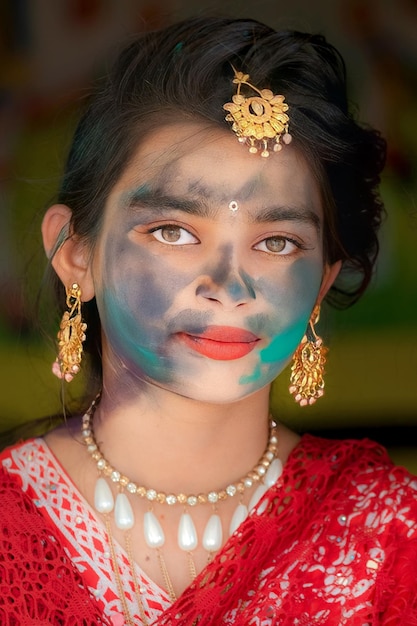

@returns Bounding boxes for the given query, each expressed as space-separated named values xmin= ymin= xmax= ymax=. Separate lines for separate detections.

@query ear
xmin=41 ymin=204 xmax=95 ymax=302
xmin=317 ymin=260 xmax=342 ymax=305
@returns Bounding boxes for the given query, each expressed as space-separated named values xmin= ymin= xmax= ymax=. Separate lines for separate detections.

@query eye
xmin=150 ymin=225 xmax=199 ymax=245
xmin=254 ymin=236 xmax=299 ymax=255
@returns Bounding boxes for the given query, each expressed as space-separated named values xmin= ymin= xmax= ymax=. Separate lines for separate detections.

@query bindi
xmin=229 ymin=200 xmax=239 ymax=213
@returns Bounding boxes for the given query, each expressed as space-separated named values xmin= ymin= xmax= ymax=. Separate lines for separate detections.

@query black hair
xmin=50 ymin=16 xmax=386 ymax=393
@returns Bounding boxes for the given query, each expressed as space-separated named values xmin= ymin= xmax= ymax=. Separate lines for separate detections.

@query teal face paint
xmin=101 ymin=289 xmax=164 ymax=378
xmin=97 ymin=232 xmax=211 ymax=386
xmin=239 ymin=317 xmax=308 ymax=385
xmin=121 ymin=183 xmax=152 ymax=209
xmin=92 ymin=122 xmax=328 ymax=404
xmin=239 ymin=259 xmax=322 ymax=388
xmin=98 ymin=211 xmax=321 ymax=397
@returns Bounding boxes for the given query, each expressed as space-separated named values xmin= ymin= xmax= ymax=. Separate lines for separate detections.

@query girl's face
xmin=91 ymin=123 xmax=334 ymax=403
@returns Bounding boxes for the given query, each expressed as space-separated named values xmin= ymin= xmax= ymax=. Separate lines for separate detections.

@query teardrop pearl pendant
xmin=178 ymin=512 xmax=198 ymax=551
xmin=84 ymin=397 xmax=283 ymax=605
xmin=203 ymin=514 xmax=223 ymax=552
xmin=94 ymin=476 xmax=114 ymax=514
xmin=115 ymin=493 xmax=135 ymax=530
xmin=144 ymin=511 xmax=165 ymax=548
xmin=92 ymin=456 xmax=284 ymax=556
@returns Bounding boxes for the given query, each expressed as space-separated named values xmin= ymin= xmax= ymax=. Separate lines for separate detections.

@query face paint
xmin=195 ymin=244 xmax=257 ymax=304
xmin=237 ymin=255 xmax=322 ymax=388
xmin=91 ymin=122 xmax=329 ymax=403
xmin=97 ymin=235 xmax=214 ymax=385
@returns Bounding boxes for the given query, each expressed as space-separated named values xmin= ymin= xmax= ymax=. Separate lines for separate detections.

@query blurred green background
xmin=0 ymin=0 xmax=416 ymax=470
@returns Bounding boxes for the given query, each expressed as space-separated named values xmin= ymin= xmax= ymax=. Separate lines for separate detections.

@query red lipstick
xmin=177 ymin=326 xmax=260 ymax=360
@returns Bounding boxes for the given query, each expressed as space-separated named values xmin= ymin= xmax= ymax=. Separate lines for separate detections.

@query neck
xmin=92 ymin=381 xmax=272 ymax=495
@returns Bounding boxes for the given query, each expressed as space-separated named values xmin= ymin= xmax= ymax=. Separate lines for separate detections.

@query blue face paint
xmin=239 ymin=317 xmax=308 ymax=385
xmin=96 ymin=207 xmax=322 ymax=399
xmin=195 ymin=245 xmax=257 ymax=303
xmin=97 ymin=238 xmax=201 ymax=384
xmin=92 ymin=122 xmax=328 ymax=404
xmin=239 ymin=259 xmax=322 ymax=388
xmin=121 ymin=183 xmax=152 ymax=207
xmin=100 ymin=288 xmax=165 ymax=379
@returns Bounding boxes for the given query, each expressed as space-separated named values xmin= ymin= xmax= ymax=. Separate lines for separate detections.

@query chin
xmin=164 ymin=371 xmax=272 ymax=405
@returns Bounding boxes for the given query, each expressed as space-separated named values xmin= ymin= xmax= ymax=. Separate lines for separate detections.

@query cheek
xmin=96 ymin=238 xmax=192 ymax=358
xmin=267 ymin=257 xmax=321 ymax=320
xmin=242 ymin=259 xmax=323 ymax=384
xmin=265 ymin=258 xmax=322 ymax=347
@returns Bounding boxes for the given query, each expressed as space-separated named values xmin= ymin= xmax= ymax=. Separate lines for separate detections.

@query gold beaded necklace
xmin=81 ymin=397 xmax=283 ymax=624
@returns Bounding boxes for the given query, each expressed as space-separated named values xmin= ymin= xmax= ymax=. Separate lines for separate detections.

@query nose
xmin=195 ymin=245 xmax=256 ymax=308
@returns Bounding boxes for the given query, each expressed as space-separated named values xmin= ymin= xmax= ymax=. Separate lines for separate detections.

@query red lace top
xmin=1 ymin=435 xmax=417 ymax=625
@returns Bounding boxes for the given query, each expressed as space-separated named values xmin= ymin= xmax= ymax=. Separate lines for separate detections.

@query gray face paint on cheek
xmin=97 ymin=232 xmax=200 ymax=382
xmin=240 ymin=258 xmax=323 ymax=387
xmin=99 ymin=273 xmax=172 ymax=381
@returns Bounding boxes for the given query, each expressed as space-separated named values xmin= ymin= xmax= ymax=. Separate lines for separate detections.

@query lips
xmin=177 ymin=326 xmax=260 ymax=360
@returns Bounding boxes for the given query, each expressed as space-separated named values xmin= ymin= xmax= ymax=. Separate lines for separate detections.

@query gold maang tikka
xmin=289 ymin=305 xmax=327 ymax=406
xmin=52 ymin=282 xmax=87 ymax=382
xmin=223 ymin=68 xmax=292 ymax=157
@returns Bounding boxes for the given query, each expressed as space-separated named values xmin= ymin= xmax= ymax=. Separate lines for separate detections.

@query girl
xmin=1 ymin=17 xmax=416 ymax=626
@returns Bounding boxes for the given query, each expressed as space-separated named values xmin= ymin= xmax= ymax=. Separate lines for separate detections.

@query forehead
xmin=107 ymin=122 xmax=323 ymax=214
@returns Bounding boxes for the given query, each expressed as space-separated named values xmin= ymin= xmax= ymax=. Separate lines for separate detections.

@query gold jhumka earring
xmin=223 ymin=67 xmax=292 ymax=157
xmin=52 ymin=282 xmax=87 ymax=382
xmin=289 ymin=305 xmax=327 ymax=406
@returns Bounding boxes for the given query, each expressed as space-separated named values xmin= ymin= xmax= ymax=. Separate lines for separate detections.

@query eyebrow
xmin=122 ymin=187 xmax=214 ymax=218
xmin=122 ymin=187 xmax=321 ymax=231
xmin=252 ymin=206 xmax=321 ymax=231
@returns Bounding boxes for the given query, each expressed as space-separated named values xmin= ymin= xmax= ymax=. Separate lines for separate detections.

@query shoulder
xmin=291 ymin=434 xmax=417 ymax=530
xmin=0 ymin=439 xmax=44 ymax=512
xmin=0 ymin=444 xmax=110 ymax=624
xmin=295 ymin=433 xmax=392 ymax=466
xmin=0 ymin=437 xmax=48 ymax=470
xmin=0 ymin=441 xmax=46 ymax=535
xmin=294 ymin=433 xmax=413 ymax=484
xmin=0 ymin=438 xmax=40 ymax=474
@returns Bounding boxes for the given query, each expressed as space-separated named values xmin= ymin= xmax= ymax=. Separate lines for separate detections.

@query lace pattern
xmin=1 ymin=435 xmax=417 ymax=625
xmin=1 ymin=440 xmax=170 ymax=624
xmin=0 ymin=467 xmax=110 ymax=625
xmin=158 ymin=436 xmax=417 ymax=625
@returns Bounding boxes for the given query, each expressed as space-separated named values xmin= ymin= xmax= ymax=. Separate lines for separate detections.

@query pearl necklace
xmin=81 ymin=397 xmax=283 ymax=623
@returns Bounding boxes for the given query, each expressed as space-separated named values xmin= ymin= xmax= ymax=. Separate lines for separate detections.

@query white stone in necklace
xmin=81 ymin=396 xmax=282 ymax=559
